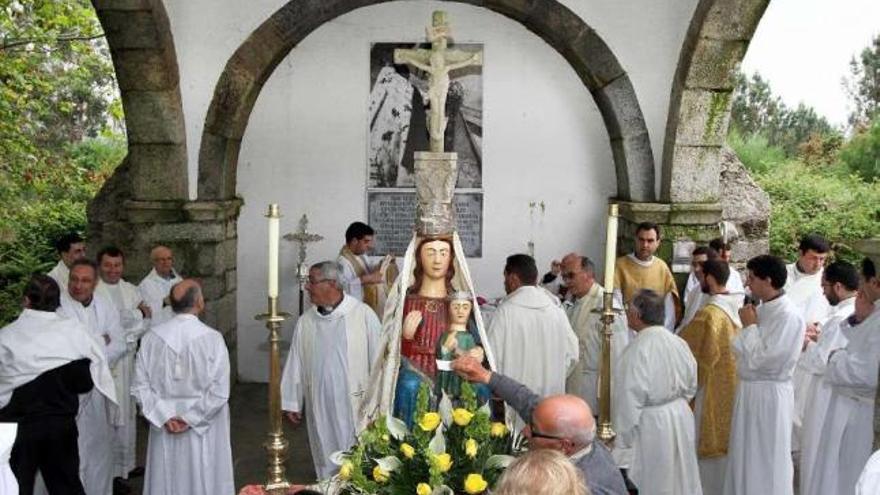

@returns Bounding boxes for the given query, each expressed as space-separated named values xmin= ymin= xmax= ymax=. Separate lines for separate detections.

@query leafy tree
xmin=0 ymin=0 xmax=125 ymax=324
xmin=844 ymin=33 xmax=880 ymax=130
xmin=838 ymin=117 xmax=880 ymax=182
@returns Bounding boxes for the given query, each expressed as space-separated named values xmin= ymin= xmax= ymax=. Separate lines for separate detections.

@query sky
xmin=741 ymin=0 xmax=880 ymax=128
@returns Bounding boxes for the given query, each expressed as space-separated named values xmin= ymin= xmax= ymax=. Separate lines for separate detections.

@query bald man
xmin=132 ymin=280 xmax=233 ymax=495
xmin=452 ymin=355 xmax=627 ymax=495
xmin=138 ymin=246 xmax=182 ymax=325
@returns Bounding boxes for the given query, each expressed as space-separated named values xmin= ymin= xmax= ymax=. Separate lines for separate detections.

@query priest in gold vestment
xmin=614 ymin=222 xmax=681 ymax=329
xmin=679 ymin=258 xmax=743 ymax=494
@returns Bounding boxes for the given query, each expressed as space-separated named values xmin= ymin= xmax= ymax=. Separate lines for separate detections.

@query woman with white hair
xmin=494 ymin=449 xmax=590 ymax=495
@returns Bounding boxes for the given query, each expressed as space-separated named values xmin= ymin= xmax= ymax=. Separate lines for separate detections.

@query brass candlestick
xmin=256 ymin=297 xmax=291 ymax=493
xmin=597 ymin=290 xmax=617 ymax=445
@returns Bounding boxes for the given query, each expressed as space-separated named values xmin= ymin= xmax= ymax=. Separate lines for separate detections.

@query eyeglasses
xmin=561 ymin=271 xmax=580 ymax=281
xmin=528 ymin=423 xmax=567 ymax=441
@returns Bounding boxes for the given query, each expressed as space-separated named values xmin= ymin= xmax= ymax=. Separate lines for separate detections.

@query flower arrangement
xmin=332 ymin=382 xmax=515 ymax=494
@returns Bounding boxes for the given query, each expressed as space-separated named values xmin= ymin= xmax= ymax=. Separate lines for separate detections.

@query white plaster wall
xmin=234 ymin=3 xmax=615 ymax=381
xmin=165 ymin=0 xmax=698 ymax=199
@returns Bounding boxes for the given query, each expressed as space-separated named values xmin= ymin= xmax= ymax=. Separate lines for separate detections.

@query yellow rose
xmin=433 ymin=453 xmax=453 ymax=472
xmin=419 ymin=412 xmax=442 ymax=431
xmin=339 ymin=461 xmax=353 ymax=480
xmin=416 ymin=483 xmax=432 ymax=495
xmin=373 ymin=465 xmax=389 ymax=483
xmin=465 ymin=438 xmax=478 ymax=458
xmin=382 ymin=434 xmax=390 ymax=442
xmin=452 ymin=408 xmax=474 ymax=426
xmin=490 ymin=422 xmax=508 ymax=437
xmin=400 ymin=442 xmax=416 ymax=459
xmin=464 ymin=473 xmax=489 ymax=494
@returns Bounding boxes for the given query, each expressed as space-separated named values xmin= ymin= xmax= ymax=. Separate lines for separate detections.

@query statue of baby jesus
xmin=436 ymin=291 xmax=484 ymax=398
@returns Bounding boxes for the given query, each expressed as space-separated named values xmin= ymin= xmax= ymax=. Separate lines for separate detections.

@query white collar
xmin=627 ymin=253 xmax=655 ymax=267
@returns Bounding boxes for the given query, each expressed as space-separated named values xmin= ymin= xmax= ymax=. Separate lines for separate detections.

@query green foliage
xmin=0 ymin=1 xmax=125 ymax=324
xmin=844 ymin=33 xmax=880 ymax=129
xmin=730 ymin=72 xmax=839 ymax=156
xmin=838 ymin=118 xmax=880 ymax=182
xmin=729 ymin=133 xmax=880 ymax=263
xmin=727 ymin=129 xmax=787 ymax=175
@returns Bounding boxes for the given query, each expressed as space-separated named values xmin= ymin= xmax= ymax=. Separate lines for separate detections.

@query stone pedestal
xmin=414 ymin=151 xmax=457 ymax=237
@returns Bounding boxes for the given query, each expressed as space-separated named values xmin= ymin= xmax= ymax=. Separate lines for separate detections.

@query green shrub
xmin=728 ymin=130 xmax=787 ymax=174
xmin=838 ymin=119 xmax=880 ymax=182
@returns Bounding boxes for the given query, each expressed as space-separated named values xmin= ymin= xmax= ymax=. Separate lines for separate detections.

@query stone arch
xmin=87 ymin=0 xmax=189 ymax=275
xmin=196 ymin=0 xmax=656 ymax=203
xmin=660 ymin=0 xmax=769 ymax=203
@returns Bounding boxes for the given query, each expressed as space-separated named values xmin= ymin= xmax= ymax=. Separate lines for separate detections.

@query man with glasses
xmin=280 ymin=261 xmax=381 ymax=479
xmin=452 ymin=355 xmax=628 ymax=495
xmin=561 ymin=255 xmax=629 ymax=413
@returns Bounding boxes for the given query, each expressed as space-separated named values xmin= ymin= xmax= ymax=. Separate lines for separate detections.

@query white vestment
xmin=138 ymin=268 xmax=183 ymax=326
xmin=132 ymin=314 xmax=234 ymax=495
xmin=0 ymin=424 xmax=17 ymax=495
xmin=684 ymin=270 xmax=744 ymax=298
xmin=487 ymin=285 xmax=579 ymax=432
xmin=614 ymin=325 xmax=701 ymax=495
xmin=97 ymin=278 xmax=149 ymax=478
xmin=805 ymin=302 xmax=880 ymax=495
xmin=564 ymin=282 xmax=629 ymax=413
xmin=47 ymin=260 xmax=70 ymax=295
xmin=59 ymin=292 xmax=126 ymax=495
xmin=785 ymin=264 xmax=831 ymax=454
xmin=281 ymin=295 xmax=381 ymax=479
xmin=856 ymin=449 xmax=880 ymax=495
xmin=722 ymin=295 xmax=805 ymax=495
xmin=797 ymin=296 xmax=855 ymax=493
xmin=337 ymin=251 xmax=380 ymax=302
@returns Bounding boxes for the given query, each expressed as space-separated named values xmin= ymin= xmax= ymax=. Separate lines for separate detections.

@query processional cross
xmin=394 ymin=10 xmax=483 ymax=153
xmin=283 ymin=214 xmax=324 ymax=315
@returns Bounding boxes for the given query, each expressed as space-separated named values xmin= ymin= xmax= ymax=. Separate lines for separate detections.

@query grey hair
xmin=631 ymin=289 xmax=665 ymax=326
xmin=170 ymin=284 xmax=201 ymax=313
xmin=310 ymin=261 xmax=345 ymax=287
xmin=495 ymin=449 xmax=590 ymax=495
xmin=550 ymin=419 xmax=595 ymax=449
xmin=579 ymin=256 xmax=595 ymax=274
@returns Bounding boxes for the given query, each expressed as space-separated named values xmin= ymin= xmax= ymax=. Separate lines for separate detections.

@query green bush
xmin=728 ymin=130 xmax=787 ymax=174
xmin=838 ymin=118 xmax=880 ymax=182
xmin=752 ymin=161 xmax=880 ymax=264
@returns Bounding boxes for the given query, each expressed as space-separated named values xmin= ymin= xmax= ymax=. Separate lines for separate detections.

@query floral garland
xmin=332 ymin=382 xmax=515 ymax=494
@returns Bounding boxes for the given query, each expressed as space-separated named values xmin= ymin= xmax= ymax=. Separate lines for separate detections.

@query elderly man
xmin=798 ymin=260 xmax=859 ymax=492
xmin=281 ymin=261 xmax=381 ymax=478
xmin=679 ymin=259 xmax=743 ymax=493
xmin=59 ymin=259 xmax=127 ymax=495
xmin=614 ymin=289 xmax=701 ymax=495
xmin=452 ymin=355 xmax=628 ymax=495
xmin=138 ymin=245 xmax=182 ymax=326
xmin=614 ymin=222 xmax=680 ymax=329
xmin=561 ymin=254 xmax=628 ymax=412
xmin=487 ymin=253 xmax=578 ymax=432
xmin=0 ymin=275 xmax=115 ymax=495
xmin=96 ymin=246 xmax=151 ymax=481
xmin=132 ymin=279 xmax=233 ymax=495
xmin=47 ymin=232 xmax=86 ymax=295
xmin=807 ymin=257 xmax=880 ymax=495
xmin=723 ymin=255 xmax=805 ymax=495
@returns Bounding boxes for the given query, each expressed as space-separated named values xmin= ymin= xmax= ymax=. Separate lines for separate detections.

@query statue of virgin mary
xmin=358 ymin=152 xmax=496 ymax=429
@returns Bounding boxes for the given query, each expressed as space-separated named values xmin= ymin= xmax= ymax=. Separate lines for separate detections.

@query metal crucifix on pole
xmin=283 ymin=214 xmax=324 ymax=316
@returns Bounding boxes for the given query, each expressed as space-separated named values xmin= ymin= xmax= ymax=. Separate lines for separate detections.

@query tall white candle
xmin=267 ymin=204 xmax=280 ymax=298
xmin=604 ymin=204 xmax=619 ymax=293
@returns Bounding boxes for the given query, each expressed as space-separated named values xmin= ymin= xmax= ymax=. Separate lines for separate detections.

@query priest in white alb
xmin=46 ymin=232 xmax=86 ymax=295
xmin=797 ymin=260 xmax=859 ymax=492
xmin=614 ymin=289 xmax=701 ymax=495
xmin=138 ymin=245 xmax=182 ymax=325
xmin=676 ymin=246 xmax=719 ymax=332
xmin=487 ymin=254 xmax=578 ymax=433
xmin=806 ymin=257 xmax=880 ymax=495
xmin=58 ymin=259 xmax=127 ymax=495
xmin=786 ymin=234 xmax=832 ymax=454
xmin=723 ymin=255 xmax=805 ymax=495
xmin=561 ymin=254 xmax=629 ymax=413
xmin=281 ymin=261 xmax=381 ymax=479
xmin=96 ymin=246 xmax=152 ymax=480
xmin=132 ymin=279 xmax=234 ymax=495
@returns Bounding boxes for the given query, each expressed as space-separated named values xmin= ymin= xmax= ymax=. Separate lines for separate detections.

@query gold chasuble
xmin=614 ymin=255 xmax=680 ymax=311
xmin=679 ymin=303 xmax=740 ymax=457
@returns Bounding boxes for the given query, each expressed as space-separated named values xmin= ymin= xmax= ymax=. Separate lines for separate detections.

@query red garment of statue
xmin=400 ymin=294 xmax=448 ymax=378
